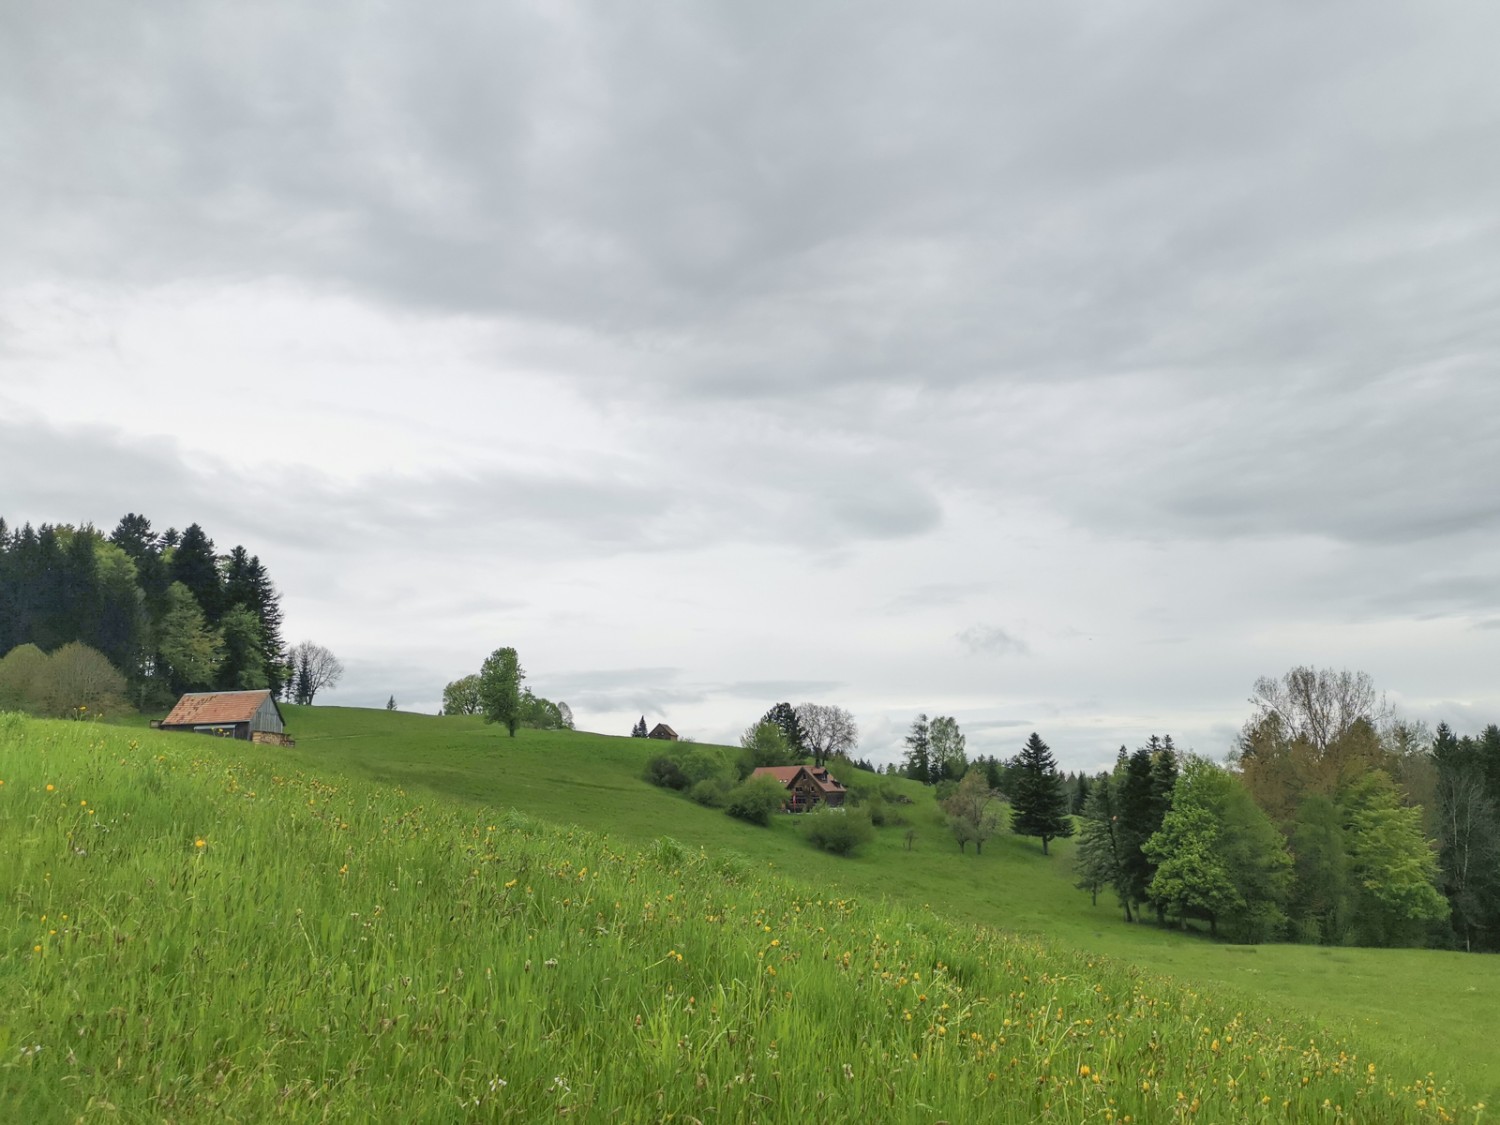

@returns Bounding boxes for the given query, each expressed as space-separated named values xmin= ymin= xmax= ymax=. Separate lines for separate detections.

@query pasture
xmin=0 ymin=709 xmax=1491 ymax=1120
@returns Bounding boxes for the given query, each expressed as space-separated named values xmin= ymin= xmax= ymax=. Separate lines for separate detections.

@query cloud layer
xmin=4 ymin=1 xmax=1499 ymax=764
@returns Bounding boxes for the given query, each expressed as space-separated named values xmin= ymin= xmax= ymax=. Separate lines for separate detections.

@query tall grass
xmin=0 ymin=715 xmax=1481 ymax=1122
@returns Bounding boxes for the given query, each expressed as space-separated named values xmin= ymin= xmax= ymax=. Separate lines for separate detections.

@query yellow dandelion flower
xmin=46 ymin=784 xmax=55 ymax=792
xmin=195 ymin=838 xmax=206 ymax=848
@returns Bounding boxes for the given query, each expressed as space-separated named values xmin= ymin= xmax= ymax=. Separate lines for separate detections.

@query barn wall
xmin=251 ymin=697 xmax=284 ymax=735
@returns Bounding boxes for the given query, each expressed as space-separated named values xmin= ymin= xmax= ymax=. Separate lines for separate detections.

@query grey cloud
xmin=1363 ymin=573 xmax=1500 ymax=619
xmin=957 ymin=624 xmax=1029 ymax=657
xmin=10 ymin=1 xmax=1499 ymax=409
xmin=885 ymin=582 xmax=991 ymax=613
xmin=721 ymin=680 xmax=845 ymax=702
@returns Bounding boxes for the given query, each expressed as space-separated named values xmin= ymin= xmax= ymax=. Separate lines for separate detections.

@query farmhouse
xmin=158 ymin=689 xmax=292 ymax=745
xmin=648 ymin=723 xmax=679 ymax=741
xmin=749 ymin=764 xmax=848 ymax=812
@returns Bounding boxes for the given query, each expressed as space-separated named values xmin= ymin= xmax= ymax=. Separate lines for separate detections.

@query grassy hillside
xmin=0 ymin=710 xmax=1487 ymax=1120
xmin=275 ymin=706 xmax=1500 ymax=1104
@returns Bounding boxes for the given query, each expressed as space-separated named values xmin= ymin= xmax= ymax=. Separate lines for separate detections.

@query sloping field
xmin=277 ymin=706 xmax=1500 ymax=1104
xmin=0 ymin=710 xmax=1487 ymax=1121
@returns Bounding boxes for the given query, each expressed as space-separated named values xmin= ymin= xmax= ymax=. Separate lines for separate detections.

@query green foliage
xmin=688 ymin=778 xmax=730 ymax=808
xmin=1341 ymin=771 xmax=1449 ymax=947
xmin=801 ymin=807 xmax=874 ymax=855
xmin=1074 ymin=772 xmax=1133 ymax=917
xmin=518 ymin=688 xmax=570 ymax=729
xmin=929 ymin=715 xmax=967 ymax=783
xmin=644 ymin=745 xmax=735 ymax=796
xmin=0 ymin=643 xmax=47 ymax=711
xmin=760 ymin=701 xmax=806 ymax=755
xmin=0 ymin=641 xmax=130 ymax=719
xmin=725 ymin=775 xmax=787 ymax=826
xmin=1 ymin=513 xmax=288 ymax=706
xmin=632 ymin=716 xmax=648 ymax=738
xmin=441 ymin=674 xmax=482 ymax=716
xmin=216 ymin=607 xmax=269 ymax=691
xmin=643 ymin=754 xmax=690 ymax=791
xmin=157 ymin=581 xmax=224 ymax=693
xmin=901 ymin=713 xmax=931 ymax=783
xmin=737 ymin=720 xmax=798 ymax=777
xmin=1144 ymin=758 xmax=1292 ymax=941
xmin=478 ymin=646 xmax=525 ymax=736
xmin=1008 ymin=731 xmax=1074 ymax=854
xmin=940 ymin=769 xmax=1003 ymax=853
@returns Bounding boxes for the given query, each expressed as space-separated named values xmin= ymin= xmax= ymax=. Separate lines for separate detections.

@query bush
xmin=0 ymin=642 xmax=130 ymax=719
xmin=643 ymin=754 xmax=690 ymax=791
xmin=725 ymin=776 xmax=788 ymax=826
xmin=802 ymin=807 xmax=875 ymax=856
xmin=689 ymin=779 xmax=730 ymax=808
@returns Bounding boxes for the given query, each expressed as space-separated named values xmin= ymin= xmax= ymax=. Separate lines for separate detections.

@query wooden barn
xmin=749 ymin=764 xmax=848 ymax=812
xmin=158 ymin=689 xmax=290 ymax=745
xmin=648 ymin=723 xmax=679 ymax=741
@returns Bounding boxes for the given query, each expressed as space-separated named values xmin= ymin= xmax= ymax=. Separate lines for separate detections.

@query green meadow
xmin=1 ymin=707 xmax=1493 ymax=1121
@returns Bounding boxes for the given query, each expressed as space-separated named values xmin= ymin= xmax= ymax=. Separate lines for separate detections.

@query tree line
xmin=0 ymin=512 xmax=346 ymax=717
xmin=1071 ymin=667 xmax=1491 ymax=950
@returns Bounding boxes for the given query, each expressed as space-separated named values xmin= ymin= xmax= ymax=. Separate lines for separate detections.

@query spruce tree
xmin=170 ymin=523 xmax=223 ymax=624
xmin=902 ymin=714 xmax=932 ymax=783
xmin=632 ymin=716 xmax=648 ymax=738
xmin=1009 ymin=731 xmax=1074 ymax=854
xmin=761 ymin=702 xmax=807 ymax=756
xmin=1114 ymin=745 xmax=1157 ymax=917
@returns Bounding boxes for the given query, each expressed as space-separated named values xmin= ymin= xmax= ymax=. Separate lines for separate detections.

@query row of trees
xmin=935 ymin=731 xmax=1076 ymax=855
xmin=440 ymin=648 xmax=574 ymax=733
xmin=1073 ymin=670 xmax=1464 ymax=948
xmin=0 ymin=513 xmax=341 ymax=712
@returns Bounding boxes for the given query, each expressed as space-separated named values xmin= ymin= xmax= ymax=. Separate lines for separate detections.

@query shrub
xmin=725 ymin=776 xmax=788 ymax=826
xmin=802 ymin=807 xmax=874 ymax=856
xmin=689 ymin=778 xmax=730 ymax=808
xmin=0 ymin=644 xmax=47 ymax=712
xmin=643 ymin=754 xmax=690 ymax=791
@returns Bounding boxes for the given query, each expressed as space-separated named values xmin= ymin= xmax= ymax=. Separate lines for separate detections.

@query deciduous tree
xmin=442 ymin=674 xmax=482 ymax=715
xmin=941 ymin=769 xmax=1003 ymax=853
xmin=795 ymin=702 xmax=858 ymax=766
xmin=930 ymin=715 xmax=968 ymax=783
xmin=478 ymin=646 xmax=525 ymax=736
xmin=287 ymin=641 xmax=343 ymax=705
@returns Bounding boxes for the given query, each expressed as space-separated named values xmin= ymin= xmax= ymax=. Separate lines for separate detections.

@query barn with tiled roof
xmin=159 ymin=689 xmax=286 ymax=742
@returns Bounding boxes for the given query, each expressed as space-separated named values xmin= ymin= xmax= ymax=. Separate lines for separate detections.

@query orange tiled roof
xmin=161 ymin=690 xmax=274 ymax=727
xmin=749 ymin=765 xmax=808 ymax=785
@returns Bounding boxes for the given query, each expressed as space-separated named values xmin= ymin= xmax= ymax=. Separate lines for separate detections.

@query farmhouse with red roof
xmin=749 ymin=763 xmax=847 ymax=812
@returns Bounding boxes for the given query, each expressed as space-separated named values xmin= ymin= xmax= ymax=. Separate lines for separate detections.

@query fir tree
xmin=761 ymin=702 xmax=807 ymax=756
xmin=902 ymin=714 xmax=932 ymax=783
xmin=1009 ymin=731 xmax=1074 ymax=854
xmin=170 ymin=523 xmax=223 ymax=624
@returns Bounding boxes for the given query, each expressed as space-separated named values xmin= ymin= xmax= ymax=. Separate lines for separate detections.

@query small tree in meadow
xmin=478 ymin=646 xmax=524 ymax=736
xmin=941 ymin=769 xmax=1004 ymax=853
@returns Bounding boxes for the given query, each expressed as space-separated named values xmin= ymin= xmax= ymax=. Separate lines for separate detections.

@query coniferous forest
xmin=0 ymin=512 xmax=285 ymax=714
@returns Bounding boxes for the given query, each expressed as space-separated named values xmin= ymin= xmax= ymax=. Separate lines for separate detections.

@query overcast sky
xmin=4 ymin=1 xmax=1499 ymax=769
